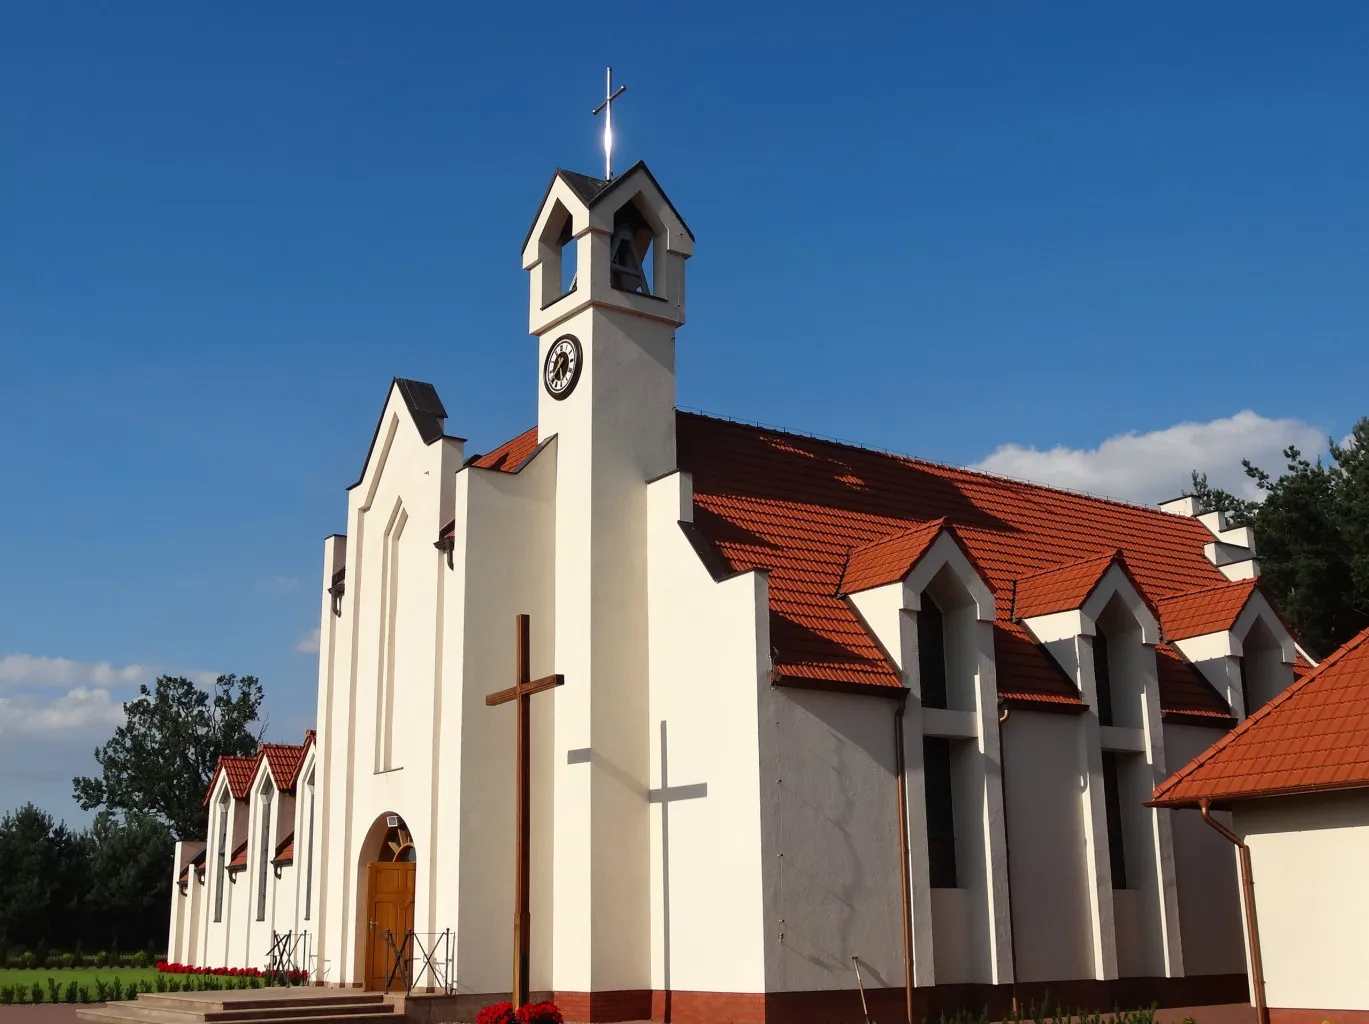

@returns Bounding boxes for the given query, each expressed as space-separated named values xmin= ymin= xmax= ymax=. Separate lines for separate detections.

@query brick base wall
xmin=545 ymin=973 xmax=1250 ymax=1024
xmin=1271 ymin=1010 xmax=1369 ymax=1024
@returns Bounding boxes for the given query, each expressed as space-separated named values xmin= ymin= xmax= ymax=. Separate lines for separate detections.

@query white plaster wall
xmin=1163 ymin=724 xmax=1245 ymax=977
xmin=759 ymin=686 xmax=905 ymax=994
xmin=451 ymin=448 xmax=557 ymax=994
xmin=1001 ymin=710 xmax=1096 ymax=982
xmin=313 ymin=390 xmax=464 ymax=986
xmin=539 ymin=302 xmax=678 ymax=995
xmin=646 ymin=473 xmax=767 ymax=995
xmin=1235 ymin=790 xmax=1369 ymax=1012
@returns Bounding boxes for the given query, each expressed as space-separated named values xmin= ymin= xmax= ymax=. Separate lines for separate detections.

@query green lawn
xmin=0 ymin=967 xmax=161 ymax=989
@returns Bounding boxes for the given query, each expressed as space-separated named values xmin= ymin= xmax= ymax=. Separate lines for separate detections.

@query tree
xmin=1192 ymin=417 xmax=1369 ymax=658
xmin=84 ymin=813 xmax=174 ymax=951
xmin=73 ymin=674 xmax=265 ymax=840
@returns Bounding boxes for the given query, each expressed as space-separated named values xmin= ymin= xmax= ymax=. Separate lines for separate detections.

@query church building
xmin=168 ymin=160 xmax=1308 ymax=1024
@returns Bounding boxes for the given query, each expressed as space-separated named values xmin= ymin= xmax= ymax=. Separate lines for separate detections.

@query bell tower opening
xmin=610 ymin=198 xmax=655 ymax=296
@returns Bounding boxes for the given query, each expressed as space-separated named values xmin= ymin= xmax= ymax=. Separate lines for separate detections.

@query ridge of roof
xmin=1151 ymin=625 xmax=1369 ymax=807
xmin=676 ymin=409 xmax=1204 ymax=522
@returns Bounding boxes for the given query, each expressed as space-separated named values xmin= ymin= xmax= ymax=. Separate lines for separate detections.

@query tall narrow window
xmin=1093 ymin=630 xmax=1114 ymax=726
xmin=213 ymin=797 xmax=229 ymax=922
xmin=918 ymin=598 xmax=948 ymax=710
xmin=304 ymin=772 xmax=316 ymax=921
xmin=924 ymin=737 xmax=958 ymax=888
xmin=255 ymin=782 xmax=274 ymax=922
xmin=1101 ymin=752 xmax=1128 ymax=889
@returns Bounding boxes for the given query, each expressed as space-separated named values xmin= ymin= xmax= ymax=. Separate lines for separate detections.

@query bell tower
xmin=520 ymin=163 xmax=693 ymax=999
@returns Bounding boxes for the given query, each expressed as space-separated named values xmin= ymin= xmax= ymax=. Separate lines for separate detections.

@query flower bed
xmin=475 ymin=1001 xmax=564 ymax=1024
xmin=157 ymin=962 xmax=308 ymax=983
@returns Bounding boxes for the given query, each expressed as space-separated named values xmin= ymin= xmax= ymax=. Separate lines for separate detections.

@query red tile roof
xmin=840 ymin=519 xmax=948 ymax=595
xmin=1156 ymin=579 xmax=1258 ymax=641
xmin=203 ymin=731 xmax=315 ymax=805
xmin=227 ymin=839 xmax=248 ymax=871
xmin=486 ymin=413 xmax=1242 ymax=714
xmin=204 ymin=754 xmax=261 ymax=805
xmin=260 ymin=737 xmax=312 ymax=792
xmin=470 ymin=427 xmax=541 ymax=472
xmin=1152 ymin=626 xmax=1369 ymax=806
xmin=1012 ymin=552 xmax=1119 ymax=620
xmin=272 ymin=832 xmax=295 ymax=865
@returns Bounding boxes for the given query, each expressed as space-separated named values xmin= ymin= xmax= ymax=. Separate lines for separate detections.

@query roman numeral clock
xmin=543 ymin=334 xmax=583 ymax=400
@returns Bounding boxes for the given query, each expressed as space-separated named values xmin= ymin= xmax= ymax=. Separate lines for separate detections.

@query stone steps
xmin=76 ymin=989 xmax=399 ymax=1024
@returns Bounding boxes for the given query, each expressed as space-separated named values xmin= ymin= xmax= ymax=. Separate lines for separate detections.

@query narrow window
xmin=918 ymin=598 xmax=948 ymax=710
xmin=1238 ymin=656 xmax=1251 ymax=718
xmin=304 ymin=774 xmax=316 ymax=921
xmin=256 ymin=784 xmax=274 ymax=921
xmin=923 ymin=737 xmax=958 ymax=888
xmin=1093 ymin=630 xmax=1114 ymax=726
xmin=1101 ymin=752 xmax=1128 ymax=889
xmin=213 ymin=798 xmax=229 ymax=922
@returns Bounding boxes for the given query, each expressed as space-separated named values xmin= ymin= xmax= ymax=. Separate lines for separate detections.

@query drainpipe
xmin=1198 ymin=798 xmax=1269 ymax=1024
xmin=996 ymin=702 xmax=1020 ymax=1016
xmin=893 ymin=692 xmax=915 ymax=1024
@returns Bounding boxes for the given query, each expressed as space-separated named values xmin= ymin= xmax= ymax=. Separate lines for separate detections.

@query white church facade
xmin=168 ymin=162 xmax=1307 ymax=1024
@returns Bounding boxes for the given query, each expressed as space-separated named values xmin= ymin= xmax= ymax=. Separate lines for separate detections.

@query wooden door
xmin=365 ymin=861 xmax=416 ymax=990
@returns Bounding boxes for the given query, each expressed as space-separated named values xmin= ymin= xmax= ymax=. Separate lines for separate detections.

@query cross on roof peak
xmin=591 ymin=67 xmax=627 ymax=181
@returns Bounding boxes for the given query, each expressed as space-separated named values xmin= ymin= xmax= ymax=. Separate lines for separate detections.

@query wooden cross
xmin=485 ymin=613 xmax=563 ymax=1008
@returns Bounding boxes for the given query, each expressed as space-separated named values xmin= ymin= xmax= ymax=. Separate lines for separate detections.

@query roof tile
xmin=1152 ymin=625 xmax=1369 ymax=806
xmin=486 ymin=413 xmax=1245 ymax=712
xmin=1156 ymin=579 xmax=1258 ymax=641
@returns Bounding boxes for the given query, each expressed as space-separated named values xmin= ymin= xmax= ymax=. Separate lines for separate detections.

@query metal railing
xmin=266 ymin=930 xmax=312 ymax=986
xmin=381 ymin=928 xmax=454 ymax=995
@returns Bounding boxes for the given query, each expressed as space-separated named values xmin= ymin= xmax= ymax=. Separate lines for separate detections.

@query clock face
xmin=543 ymin=334 xmax=583 ymax=400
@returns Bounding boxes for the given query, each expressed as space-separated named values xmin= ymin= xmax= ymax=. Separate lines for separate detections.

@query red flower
xmin=515 ymin=1002 xmax=564 ymax=1024
xmin=476 ymin=1002 xmax=515 ymax=1024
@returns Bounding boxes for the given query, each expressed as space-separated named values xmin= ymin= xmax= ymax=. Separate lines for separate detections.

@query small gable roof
xmin=523 ymin=162 xmax=696 ymax=253
xmin=260 ymin=736 xmax=312 ymax=793
xmin=1156 ymin=579 xmax=1259 ymax=641
xmin=348 ymin=378 xmax=457 ymax=490
xmin=1152 ymin=625 xmax=1369 ymax=807
xmin=1012 ymin=551 xmax=1120 ymax=620
xmin=205 ymin=754 xmax=260 ymax=805
xmin=840 ymin=519 xmax=948 ymax=595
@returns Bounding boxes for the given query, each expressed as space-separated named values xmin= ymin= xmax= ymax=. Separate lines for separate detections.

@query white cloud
xmin=262 ymin=577 xmax=300 ymax=596
xmin=972 ymin=410 xmax=1327 ymax=507
xmin=0 ymin=686 xmax=126 ymax=735
xmin=296 ymin=629 xmax=321 ymax=654
xmin=0 ymin=654 xmax=150 ymax=691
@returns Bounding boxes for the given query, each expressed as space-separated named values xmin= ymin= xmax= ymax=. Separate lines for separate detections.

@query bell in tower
xmin=609 ymin=202 xmax=654 ymax=295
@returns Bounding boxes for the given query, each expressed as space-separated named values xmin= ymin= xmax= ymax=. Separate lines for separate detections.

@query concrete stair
xmin=76 ymin=989 xmax=400 ymax=1024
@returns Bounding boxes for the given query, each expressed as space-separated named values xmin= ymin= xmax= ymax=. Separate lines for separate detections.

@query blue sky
xmin=3 ymin=2 xmax=1367 ymax=824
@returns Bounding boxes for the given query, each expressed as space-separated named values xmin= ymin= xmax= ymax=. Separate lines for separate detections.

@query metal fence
xmin=382 ymin=928 xmax=454 ymax=995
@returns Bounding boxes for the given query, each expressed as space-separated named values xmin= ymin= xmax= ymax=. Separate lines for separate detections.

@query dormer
xmin=522 ymin=162 xmax=694 ymax=337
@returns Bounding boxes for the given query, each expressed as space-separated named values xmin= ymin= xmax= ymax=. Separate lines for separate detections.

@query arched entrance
xmin=362 ymin=814 xmax=416 ymax=991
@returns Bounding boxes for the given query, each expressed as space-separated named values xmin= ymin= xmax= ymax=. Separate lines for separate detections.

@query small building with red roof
xmin=167 ymin=732 xmax=317 ymax=974
xmin=169 ymin=160 xmax=1317 ymax=1022
xmin=1152 ymin=626 xmax=1369 ymax=1023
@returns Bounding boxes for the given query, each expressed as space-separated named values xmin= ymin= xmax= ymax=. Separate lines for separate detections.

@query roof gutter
xmin=1198 ymin=798 xmax=1269 ymax=1024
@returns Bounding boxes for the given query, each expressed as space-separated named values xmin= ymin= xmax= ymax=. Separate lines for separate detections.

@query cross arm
xmin=485 ymin=673 xmax=565 ymax=707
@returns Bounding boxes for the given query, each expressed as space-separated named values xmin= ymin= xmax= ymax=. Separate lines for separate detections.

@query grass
xmin=0 ymin=967 xmax=160 ymax=989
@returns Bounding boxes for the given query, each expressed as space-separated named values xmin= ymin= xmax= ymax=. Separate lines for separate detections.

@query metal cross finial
xmin=592 ymin=67 xmax=627 ymax=180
